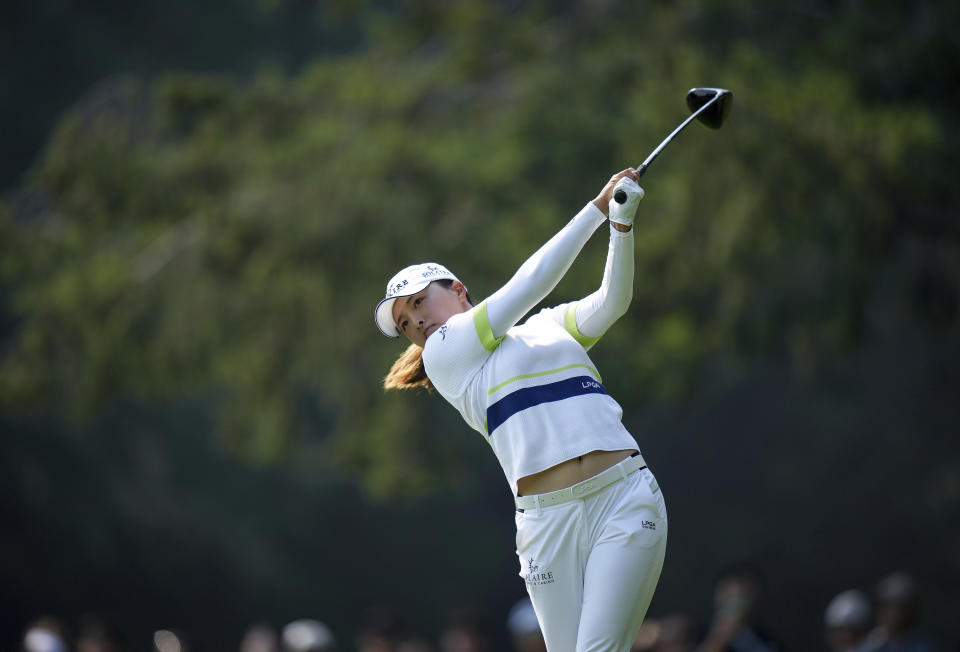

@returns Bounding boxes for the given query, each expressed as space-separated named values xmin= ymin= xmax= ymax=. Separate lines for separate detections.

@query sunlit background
xmin=2 ymin=1 xmax=958 ymax=651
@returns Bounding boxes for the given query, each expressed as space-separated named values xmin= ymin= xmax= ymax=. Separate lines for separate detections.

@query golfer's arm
xmin=573 ymin=223 xmax=633 ymax=338
xmin=484 ymin=202 xmax=607 ymax=337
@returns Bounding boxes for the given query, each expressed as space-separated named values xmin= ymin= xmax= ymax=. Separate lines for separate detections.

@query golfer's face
xmin=392 ymin=282 xmax=465 ymax=347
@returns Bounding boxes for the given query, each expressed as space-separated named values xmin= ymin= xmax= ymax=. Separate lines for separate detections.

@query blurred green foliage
xmin=2 ymin=2 xmax=960 ymax=649
xmin=2 ymin=1 xmax=956 ymax=501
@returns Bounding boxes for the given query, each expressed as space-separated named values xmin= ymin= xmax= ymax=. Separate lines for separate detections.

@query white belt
xmin=515 ymin=452 xmax=646 ymax=511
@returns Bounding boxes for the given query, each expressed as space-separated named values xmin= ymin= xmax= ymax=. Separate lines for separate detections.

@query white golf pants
xmin=514 ymin=461 xmax=667 ymax=652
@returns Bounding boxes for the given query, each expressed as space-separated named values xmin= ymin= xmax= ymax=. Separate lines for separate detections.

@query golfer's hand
xmin=593 ymin=169 xmax=643 ymax=229
xmin=608 ymin=176 xmax=644 ymax=229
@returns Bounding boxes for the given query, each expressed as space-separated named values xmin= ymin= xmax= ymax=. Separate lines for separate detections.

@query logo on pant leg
xmin=526 ymin=558 xmax=555 ymax=586
xmin=642 ymin=520 xmax=657 ymax=530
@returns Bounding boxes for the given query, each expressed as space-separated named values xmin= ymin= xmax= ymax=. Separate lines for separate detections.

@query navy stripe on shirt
xmin=486 ymin=375 xmax=608 ymax=435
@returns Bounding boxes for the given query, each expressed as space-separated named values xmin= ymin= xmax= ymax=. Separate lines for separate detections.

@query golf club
xmin=613 ymin=87 xmax=732 ymax=204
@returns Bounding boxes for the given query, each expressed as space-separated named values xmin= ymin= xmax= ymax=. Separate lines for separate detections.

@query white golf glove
xmin=609 ymin=176 xmax=644 ymax=228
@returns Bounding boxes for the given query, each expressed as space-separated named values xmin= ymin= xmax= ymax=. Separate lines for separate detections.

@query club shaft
xmin=636 ymin=92 xmax=722 ymax=178
xmin=613 ymin=90 xmax=725 ymax=205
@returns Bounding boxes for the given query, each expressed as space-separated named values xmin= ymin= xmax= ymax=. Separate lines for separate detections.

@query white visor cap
xmin=374 ymin=262 xmax=462 ymax=337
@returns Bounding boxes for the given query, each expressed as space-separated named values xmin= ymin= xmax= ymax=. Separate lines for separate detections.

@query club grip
xmin=613 ymin=164 xmax=647 ymax=204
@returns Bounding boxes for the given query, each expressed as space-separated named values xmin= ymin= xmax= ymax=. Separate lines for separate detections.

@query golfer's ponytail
xmin=384 ymin=343 xmax=433 ymax=392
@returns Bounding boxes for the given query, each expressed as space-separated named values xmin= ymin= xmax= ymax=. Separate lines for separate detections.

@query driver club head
xmin=613 ymin=86 xmax=734 ymax=205
xmin=686 ymin=87 xmax=733 ymax=129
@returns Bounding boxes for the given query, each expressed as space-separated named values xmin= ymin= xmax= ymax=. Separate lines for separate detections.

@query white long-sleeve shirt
xmin=422 ymin=202 xmax=639 ymax=495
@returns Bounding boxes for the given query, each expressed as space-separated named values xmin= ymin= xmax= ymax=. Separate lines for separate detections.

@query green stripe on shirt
xmin=488 ymin=363 xmax=602 ymax=395
xmin=564 ymin=302 xmax=602 ymax=349
xmin=473 ymin=301 xmax=505 ymax=352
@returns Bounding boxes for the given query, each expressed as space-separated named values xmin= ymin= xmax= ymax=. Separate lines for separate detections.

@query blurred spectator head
xmin=824 ymin=589 xmax=871 ymax=651
xmin=241 ymin=623 xmax=280 ymax=652
xmin=875 ymin=571 xmax=921 ymax=635
xmin=282 ymin=619 xmax=336 ymax=652
xmin=356 ymin=605 xmax=405 ymax=652
xmin=152 ymin=629 xmax=188 ymax=652
xmin=712 ymin=564 xmax=763 ymax=623
xmin=632 ymin=619 xmax=659 ymax=652
xmin=654 ymin=613 xmax=695 ymax=652
xmin=506 ymin=597 xmax=545 ymax=652
xmin=439 ymin=607 xmax=490 ymax=652
xmin=22 ymin=617 xmax=70 ymax=652
xmin=396 ymin=638 xmax=434 ymax=652
xmin=76 ymin=614 xmax=123 ymax=652
xmin=631 ymin=614 xmax=695 ymax=652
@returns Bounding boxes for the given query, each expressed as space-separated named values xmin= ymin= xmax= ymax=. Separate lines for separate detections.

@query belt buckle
xmin=572 ymin=481 xmax=594 ymax=497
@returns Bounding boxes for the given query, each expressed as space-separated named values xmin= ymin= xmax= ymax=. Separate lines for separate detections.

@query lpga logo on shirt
xmin=526 ymin=558 xmax=555 ymax=586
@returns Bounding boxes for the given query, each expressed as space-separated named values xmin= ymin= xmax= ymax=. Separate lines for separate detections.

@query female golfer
xmin=374 ymin=169 xmax=666 ymax=652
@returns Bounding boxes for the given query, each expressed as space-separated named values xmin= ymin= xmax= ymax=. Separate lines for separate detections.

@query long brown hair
xmin=383 ymin=279 xmax=473 ymax=392
xmin=384 ymin=342 xmax=433 ymax=391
